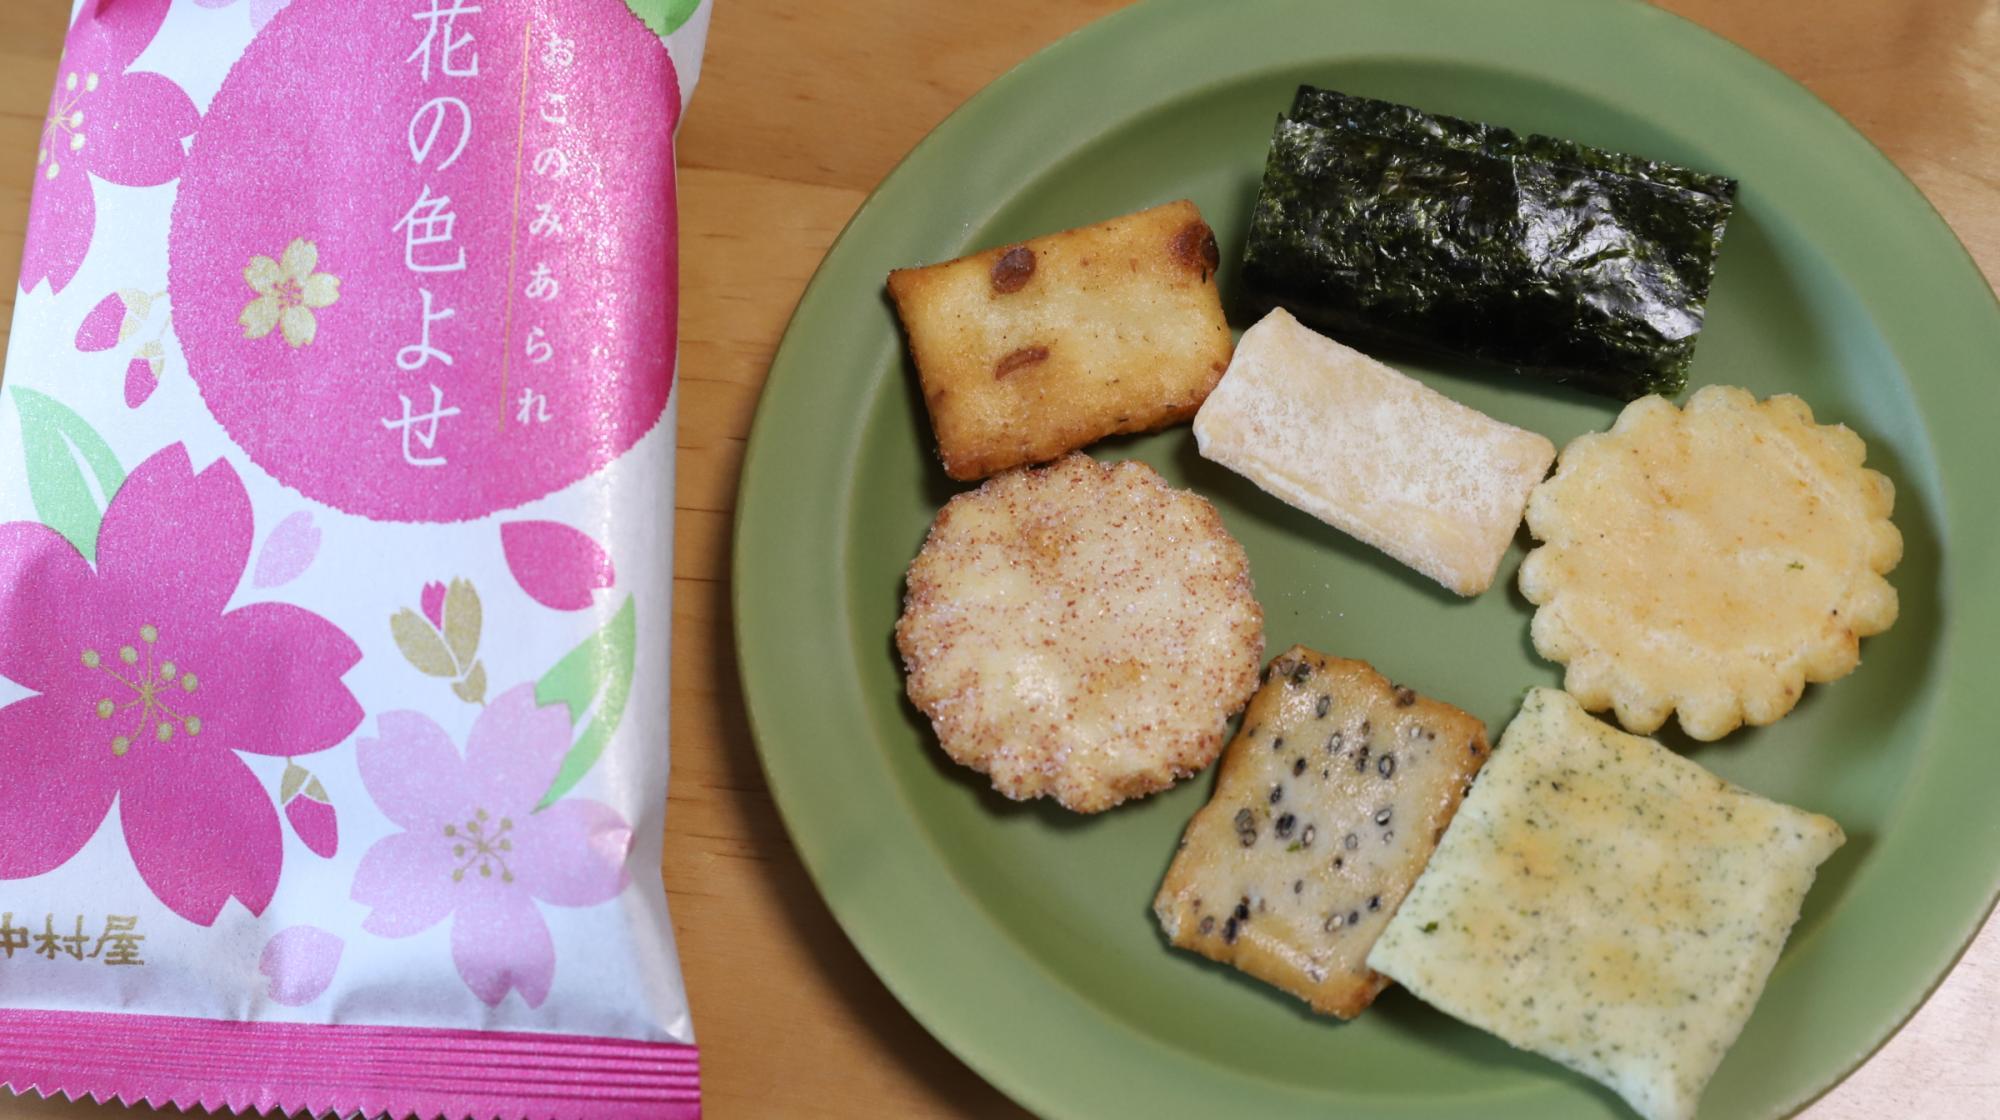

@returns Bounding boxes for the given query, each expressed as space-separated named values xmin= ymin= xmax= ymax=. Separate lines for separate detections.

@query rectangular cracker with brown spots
xmin=1153 ymin=647 xmax=1491 ymax=1018
xmin=886 ymin=200 xmax=1233 ymax=481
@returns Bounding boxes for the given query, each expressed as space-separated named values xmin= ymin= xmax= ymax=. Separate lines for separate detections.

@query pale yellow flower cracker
xmin=1519 ymin=385 xmax=1901 ymax=740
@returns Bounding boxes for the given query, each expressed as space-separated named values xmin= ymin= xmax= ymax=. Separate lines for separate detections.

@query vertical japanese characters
xmin=384 ymin=4 xmax=584 ymax=467
xmin=514 ymin=25 xmax=579 ymax=429
xmin=386 ymin=0 xmax=483 ymax=468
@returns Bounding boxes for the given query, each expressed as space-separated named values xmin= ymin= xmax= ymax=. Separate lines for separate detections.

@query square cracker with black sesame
xmin=1153 ymin=647 xmax=1490 ymax=1019
xmin=886 ymin=200 xmax=1233 ymax=481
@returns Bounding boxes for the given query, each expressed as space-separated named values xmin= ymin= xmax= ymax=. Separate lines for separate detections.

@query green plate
xmin=733 ymin=0 xmax=2000 ymax=1116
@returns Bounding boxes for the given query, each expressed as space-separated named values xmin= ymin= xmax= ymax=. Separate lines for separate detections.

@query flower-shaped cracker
xmin=1519 ymin=385 xmax=1901 ymax=740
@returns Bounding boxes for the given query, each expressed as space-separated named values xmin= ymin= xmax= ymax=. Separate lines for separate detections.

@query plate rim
xmin=731 ymin=0 xmax=2000 ymax=1116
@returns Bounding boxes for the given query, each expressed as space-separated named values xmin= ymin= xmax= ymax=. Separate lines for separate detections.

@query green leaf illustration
xmin=10 ymin=387 xmax=125 ymax=563
xmin=443 ymin=577 xmax=482 ymax=668
xmin=390 ymin=607 xmax=458 ymax=678
xmin=534 ymin=595 xmax=636 ymax=808
xmin=624 ymin=0 xmax=702 ymax=40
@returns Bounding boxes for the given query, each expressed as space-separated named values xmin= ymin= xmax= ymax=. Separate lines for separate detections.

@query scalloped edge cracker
xmin=1519 ymin=385 xmax=1901 ymax=740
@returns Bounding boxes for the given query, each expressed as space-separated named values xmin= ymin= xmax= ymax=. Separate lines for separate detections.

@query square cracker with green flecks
xmin=1368 ymin=687 xmax=1844 ymax=1120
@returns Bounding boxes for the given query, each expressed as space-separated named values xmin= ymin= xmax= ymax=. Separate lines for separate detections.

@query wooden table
xmin=2 ymin=1 xmax=1995 ymax=1117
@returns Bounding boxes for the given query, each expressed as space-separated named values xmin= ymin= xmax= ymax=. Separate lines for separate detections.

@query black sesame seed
xmin=1355 ymin=744 xmax=1371 ymax=773
xmin=1368 ymin=895 xmax=1381 ymax=911
xmin=1223 ymin=917 xmax=1240 ymax=943
xmin=1269 ymin=785 xmax=1284 ymax=804
xmin=1315 ymin=694 xmax=1331 ymax=718
xmin=1293 ymin=880 xmax=1304 ymax=894
xmin=1344 ymin=833 xmax=1359 ymax=851
xmin=1271 ymin=736 xmax=1285 ymax=752
xmin=1199 ymin=915 xmax=1215 ymax=935
xmin=1235 ymin=898 xmax=1250 ymax=921
xmin=1291 ymin=662 xmax=1312 ymax=685
xmin=1301 ymin=824 xmax=1316 ymax=847
xmin=1375 ymin=808 xmax=1393 ymax=827
xmin=1293 ymin=757 xmax=1307 ymax=777
xmin=1333 ymin=856 xmax=1344 ymax=869
xmin=1393 ymin=686 xmax=1416 ymax=707
xmin=1360 ymin=719 xmax=1372 ymax=738
xmin=1234 ymin=807 xmax=1257 ymax=847
xmin=1378 ymin=754 xmax=1396 ymax=779
xmin=1275 ymin=812 xmax=1296 ymax=838
xmin=1348 ymin=909 xmax=1361 ymax=926
xmin=1469 ymin=739 xmax=1483 ymax=756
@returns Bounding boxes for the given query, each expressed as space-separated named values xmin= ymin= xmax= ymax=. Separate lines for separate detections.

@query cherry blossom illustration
xmin=75 ymin=288 xmax=172 ymax=407
xmin=351 ymin=685 xmax=633 ymax=1008
xmin=280 ymin=760 xmax=339 ymax=858
xmin=391 ymin=578 xmax=486 ymax=704
xmin=259 ymin=924 xmax=344 ymax=1006
xmin=502 ymin=521 xmax=617 ymax=611
xmin=0 ymin=445 xmax=364 ymax=925
xmin=238 ymin=238 xmax=340 ymax=348
xmin=24 ymin=0 xmax=199 ymax=294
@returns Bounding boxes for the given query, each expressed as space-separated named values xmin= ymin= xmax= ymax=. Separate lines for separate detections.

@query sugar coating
xmin=1519 ymin=385 xmax=1902 ymax=740
xmin=895 ymin=454 xmax=1264 ymax=812
xmin=1192 ymin=308 xmax=1555 ymax=596
xmin=1369 ymin=688 xmax=1845 ymax=1120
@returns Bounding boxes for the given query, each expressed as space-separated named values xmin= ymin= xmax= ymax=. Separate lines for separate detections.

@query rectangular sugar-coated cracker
xmin=1192 ymin=308 xmax=1554 ymax=595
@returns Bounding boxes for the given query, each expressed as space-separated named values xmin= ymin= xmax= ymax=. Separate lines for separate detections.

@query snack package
xmin=0 ymin=2 xmax=709 ymax=1117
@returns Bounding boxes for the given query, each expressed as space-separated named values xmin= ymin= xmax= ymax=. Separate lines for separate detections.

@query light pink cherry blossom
xmin=351 ymin=685 xmax=632 ymax=1007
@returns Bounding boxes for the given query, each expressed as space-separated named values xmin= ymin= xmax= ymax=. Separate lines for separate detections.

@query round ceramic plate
xmin=733 ymin=0 xmax=2000 ymax=1116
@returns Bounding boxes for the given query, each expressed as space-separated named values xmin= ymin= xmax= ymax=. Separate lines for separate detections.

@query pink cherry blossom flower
xmin=24 ymin=0 xmax=199 ymax=294
xmin=352 ymin=685 xmax=632 ymax=1008
xmin=0 ymin=445 xmax=363 ymax=925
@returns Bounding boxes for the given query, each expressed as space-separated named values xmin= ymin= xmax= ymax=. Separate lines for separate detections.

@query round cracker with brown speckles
xmin=896 ymin=453 xmax=1265 ymax=811
xmin=1519 ymin=385 xmax=1902 ymax=741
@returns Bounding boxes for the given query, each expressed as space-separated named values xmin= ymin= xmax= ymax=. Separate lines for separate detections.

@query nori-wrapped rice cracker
xmin=1241 ymin=88 xmax=1736 ymax=399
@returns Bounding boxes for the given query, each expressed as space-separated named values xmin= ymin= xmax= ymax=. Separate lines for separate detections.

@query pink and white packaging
xmin=0 ymin=1 xmax=709 ymax=1116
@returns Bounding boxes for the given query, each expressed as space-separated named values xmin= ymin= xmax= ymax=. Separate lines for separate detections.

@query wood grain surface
xmin=2 ymin=1 xmax=1996 ymax=1117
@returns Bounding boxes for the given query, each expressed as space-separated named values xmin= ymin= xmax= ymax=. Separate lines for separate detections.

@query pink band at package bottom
xmin=0 ymin=1009 xmax=699 ymax=1119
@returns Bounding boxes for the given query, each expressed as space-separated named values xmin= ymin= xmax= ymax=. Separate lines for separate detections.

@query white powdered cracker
xmin=1192 ymin=309 xmax=1555 ymax=595
xmin=1369 ymin=688 xmax=1845 ymax=1120
xmin=895 ymin=454 xmax=1264 ymax=812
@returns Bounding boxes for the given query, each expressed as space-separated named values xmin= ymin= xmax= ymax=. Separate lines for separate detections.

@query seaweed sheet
xmin=1241 ymin=88 xmax=1737 ymax=399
